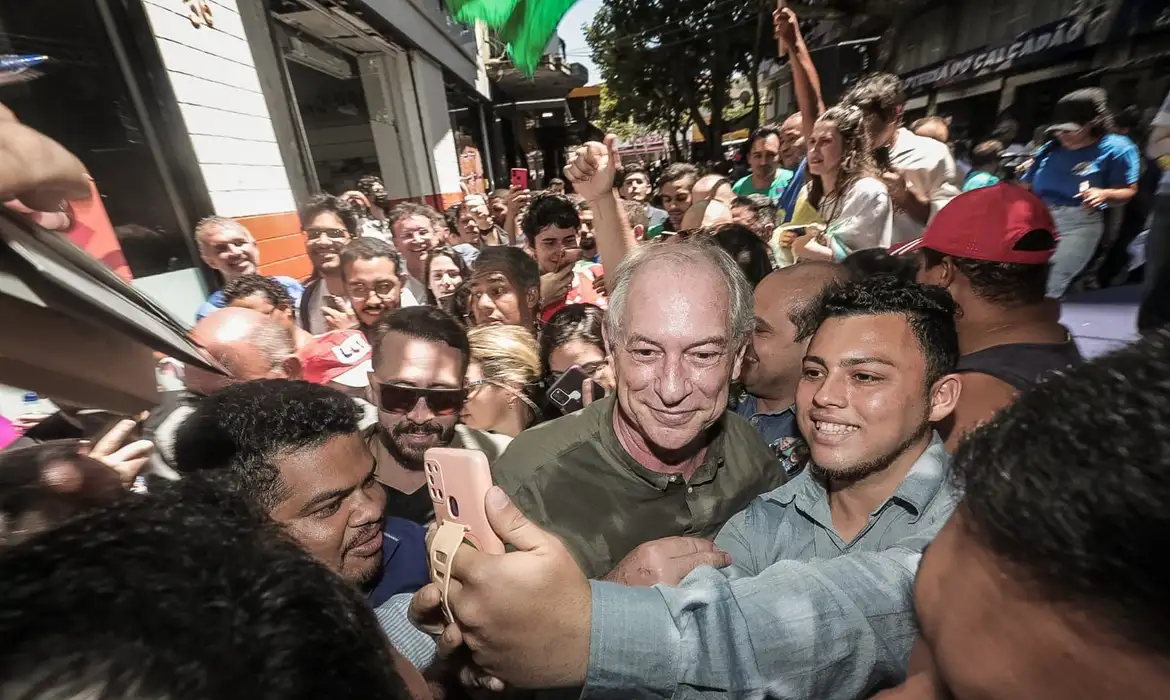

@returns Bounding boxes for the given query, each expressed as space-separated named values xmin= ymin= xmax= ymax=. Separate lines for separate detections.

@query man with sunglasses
xmin=298 ymin=194 xmax=359 ymax=334
xmin=365 ymin=306 xmax=511 ymax=525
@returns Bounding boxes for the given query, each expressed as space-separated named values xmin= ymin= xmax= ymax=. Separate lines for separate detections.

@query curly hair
xmin=953 ymin=329 xmax=1170 ymax=655
xmin=807 ymin=104 xmax=879 ymax=223
xmin=0 ymin=476 xmax=409 ymax=699
xmin=801 ymin=277 xmax=959 ymax=387
xmin=521 ymin=193 xmax=580 ymax=247
xmin=172 ymin=380 xmax=363 ymax=509
xmin=841 ymin=72 xmax=906 ymax=125
xmin=221 ymin=274 xmax=294 ymax=310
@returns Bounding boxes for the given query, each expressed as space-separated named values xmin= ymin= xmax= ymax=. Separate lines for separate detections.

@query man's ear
xmin=927 ymin=373 xmax=962 ymax=424
xmin=526 ymin=285 xmax=541 ymax=311
xmin=730 ymin=343 xmax=748 ymax=383
xmin=280 ymin=356 xmax=302 ymax=381
xmin=633 ymin=224 xmax=645 ymax=242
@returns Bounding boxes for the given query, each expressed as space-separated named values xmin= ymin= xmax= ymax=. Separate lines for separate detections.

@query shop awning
xmin=0 ymin=209 xmax=223 ymax=414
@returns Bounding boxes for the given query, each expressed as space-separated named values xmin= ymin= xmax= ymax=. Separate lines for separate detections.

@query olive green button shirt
xmin=492 ymin=395 xmax=787 ymax=578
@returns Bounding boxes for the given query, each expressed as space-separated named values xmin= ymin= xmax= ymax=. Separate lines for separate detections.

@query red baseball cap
xmin=299 ymin=330 xmax=373 ymax=388
xmin=891 ymin=184 xmax=1058 ymax=265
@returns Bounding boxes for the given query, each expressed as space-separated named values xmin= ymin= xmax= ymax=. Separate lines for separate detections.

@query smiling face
xmin=304 ymin=212 xmax=353 ymax=274
xmin=660 ymin=178 xmax=695 ymax=230
xmin=806 ymin=121 xmax=844 ymax=178
xmin=779 ymin=114 xmax=805 ymax=170
xmin=345 ymin=256 xmax=401 ymax=328
xmin=796 ymin=313 xmax=935 ymax=481
xmin=267 ymin=432 xmax=386 ymax=586
xmin=370 ymin=332 xmax=463 ymax=469
xmin=200 ymin=224 xmax=258 ymax=280
xmin=611 ymin=260 xmax=742 ymax=455
xmin=390 ymin=214 xmax=437 ymax=276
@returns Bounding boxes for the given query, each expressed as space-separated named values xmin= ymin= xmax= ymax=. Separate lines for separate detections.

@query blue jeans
xmin=1048 ymin=206 xmax=1105 ymax=298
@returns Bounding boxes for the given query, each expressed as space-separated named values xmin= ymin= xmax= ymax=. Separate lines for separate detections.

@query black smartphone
xmin=545 ymin=366 xmax=605 ymax=415
xmin=874 ymin=146 xmax=892 ymax=172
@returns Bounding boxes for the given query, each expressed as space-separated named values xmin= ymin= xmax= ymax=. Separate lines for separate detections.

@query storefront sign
xmin=902 ymin=17 xmax=1089 ymax=94
xmin=184 ymin=0 xmax=214 ymax=28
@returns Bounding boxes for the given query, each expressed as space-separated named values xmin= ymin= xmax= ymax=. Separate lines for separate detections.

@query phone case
xmin=510 ymin=168 xmax=528 ymax=190
xmin=424 ymin=447 xmax=505 ymax=555
xmin=546 ymin=365 xmax=603 ymax=415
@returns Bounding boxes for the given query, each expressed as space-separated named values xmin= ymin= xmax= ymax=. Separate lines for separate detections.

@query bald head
xmin=187 ymin=308 xmax=297 ymax=395
xmin=692 ymin=174 xmax=735 ymax=206
xmin=912 ymin=116 xmax=950 ymax=145
xmin=742 ymin=262 xmax=845 ymax=402
xmin=681 ymin=199 xmax=734 ymax=230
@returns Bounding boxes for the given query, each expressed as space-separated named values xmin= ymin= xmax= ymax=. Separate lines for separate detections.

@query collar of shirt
xmin=769 ymin=433 xmax=950 ymax=528
xmin=596 ymin=395 xmax=728 ymax=491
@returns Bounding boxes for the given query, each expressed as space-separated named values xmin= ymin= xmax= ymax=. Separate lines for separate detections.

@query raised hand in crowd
xmin=563 ymin=134 xmax=636 ymax=283
xmin=410 ymin=486 xmax=591 ymax=689
xmin=81 ymin=417 xmax=153 ymax=486
xmin=604 ymin=536 xmax=732 ymax=587
xmin=322 ymin=300 xmax=360 ymax=332
xmin=0 ymin=103 xmax=89 ymax=212
xmin=503 ymin=186 xmax=530 ymax=247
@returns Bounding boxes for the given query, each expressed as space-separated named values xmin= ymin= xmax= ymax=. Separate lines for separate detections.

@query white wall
xmin=141 ymin=0 xmax=296 ymax=218
xmin=411 ymin=53 xmax=461 ymax=197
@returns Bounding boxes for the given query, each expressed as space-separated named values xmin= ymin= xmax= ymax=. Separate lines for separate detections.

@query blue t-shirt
xmin=195 ymin=275 xmax=305 ymax=322
xmin=962 ymin=170 xmax=1001 ymax=192
xmin=1022 ymin=134 xmax=1140 ymax=208
xmin=776 ymin=159 xmax=808 ymax=223
xmin=366 ymin=517 xmax=431 ymax=607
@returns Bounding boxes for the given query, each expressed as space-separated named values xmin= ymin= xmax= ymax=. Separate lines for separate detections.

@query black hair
xmin=386 ymin=202 xmax=440 ymax=233
xmin=709 ymin=223 xmax=773 ymax=288
xmin=617 ymin=166 xmax=648 ymax=187
xmin=539 ymin=303 xmax=606 ymax=379
xmin=656 ymin=163 xmax=700 ymax=191
xmin=371 ymin=305 xmax=471 ymax=374
xmin=842 ymin=73 xmax=907 ymax=125
xmin=747 ymin=125 xmax=782 ymax=150
xmin=221 ymin=274 xmax=294 ymax=310
xmin=548 ymin=177 xmax=565 ymax=188
xmin=0 ymin=476 xmax=409 ymax=699
xmin=802 ymin=277 xmax=959 ymax=387
xmin=970 ymin=139 xmax=1004 ymax=172
xmin=842 ymin=248 xmax=919 ymax=284
xmin=731 ymin=195 xmax=778 ymax=235
xmin=953 ymin=330 xmax=1170 ymax=655
xmin=920 ymin=237 xmax=1052 ymax=307
xmin=444 ymin=204 xmax=462 ymax=234
xmin=172 ymin=380 xmax=362 ymax=509
xmin=339 ymin=237 xmax=403 ymax=282
xmin=298 ymin=193 xmax=358 ymax=237
xmin=521 ymin=192 xmax=580 ymax=246
xmin=356 ymin=174 xmax=384 ymax=198
xmin=0 ymin=441 xmax=126 ymax=548
xmin=424 ymin=245 xmax=473 ymax=305
xmin=472 ymin=241 xmax=541 ymax=303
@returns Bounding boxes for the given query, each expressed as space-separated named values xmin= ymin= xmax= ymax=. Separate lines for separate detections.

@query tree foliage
xmin=586 ymin=0 xmax=775 ymax=161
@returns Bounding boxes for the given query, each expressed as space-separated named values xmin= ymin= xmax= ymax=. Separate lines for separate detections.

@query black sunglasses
xmin=375 ymin=382 xmax=467 ymax=416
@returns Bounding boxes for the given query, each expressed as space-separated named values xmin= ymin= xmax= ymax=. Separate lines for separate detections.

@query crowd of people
xmin=2 ymin=4 xmax=1170 ymax=699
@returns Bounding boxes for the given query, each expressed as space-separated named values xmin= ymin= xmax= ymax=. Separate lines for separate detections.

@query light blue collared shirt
xmin=584 ymin=435 xmax=956 ymax=700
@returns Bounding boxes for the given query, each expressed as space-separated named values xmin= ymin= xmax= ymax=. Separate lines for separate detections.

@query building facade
xmin=0 ymin=0 xmax=498 ymax=323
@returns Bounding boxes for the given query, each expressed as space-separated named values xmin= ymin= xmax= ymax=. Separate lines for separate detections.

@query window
xmin=0 ymin=0 xmax=198 ymax=278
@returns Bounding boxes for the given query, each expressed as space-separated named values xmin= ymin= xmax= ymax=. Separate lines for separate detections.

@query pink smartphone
xmin=424 ymin=447 xmax=505 ymax=555
xmin=510 ymin=168 xmax=528 ymax=190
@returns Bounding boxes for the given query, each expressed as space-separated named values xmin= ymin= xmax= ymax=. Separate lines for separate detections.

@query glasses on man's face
xmin=304 ymin=227 xmax=350 ymax=241
xmin=375 ymin=381 xmax=466 ymax=416
xmin=349 ymin=281 xmax=399 ymax=301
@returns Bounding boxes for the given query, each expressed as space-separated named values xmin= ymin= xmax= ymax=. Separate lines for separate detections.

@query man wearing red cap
xmin=299 ymin=330 xmax=374 ymax=398
xmin=897 ymin=184 xmax=1083 ymax=450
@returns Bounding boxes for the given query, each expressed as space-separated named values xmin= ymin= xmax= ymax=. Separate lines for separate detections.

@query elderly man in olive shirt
xmin=492 ymin=237 xmax=786 ymax=579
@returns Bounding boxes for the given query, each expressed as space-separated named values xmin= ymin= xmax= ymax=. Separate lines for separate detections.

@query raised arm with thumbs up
xmin=563 ymin=135 xmax=635 ymax=292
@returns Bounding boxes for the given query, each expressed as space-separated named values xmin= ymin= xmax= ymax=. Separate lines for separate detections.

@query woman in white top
xmin=796 ymin=104 xmax=893 ymax=261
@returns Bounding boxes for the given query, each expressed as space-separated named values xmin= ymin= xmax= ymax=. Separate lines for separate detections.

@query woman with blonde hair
xmin=461 ymin=325 xmax=543 ymax=437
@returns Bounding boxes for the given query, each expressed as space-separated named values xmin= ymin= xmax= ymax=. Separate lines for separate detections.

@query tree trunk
xmin=709 ymin=31 xmax=727 ymax=163
xmin=749 ymin=0 xmax=766 ymax=132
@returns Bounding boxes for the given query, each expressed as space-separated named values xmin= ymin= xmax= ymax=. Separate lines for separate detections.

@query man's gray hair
xmin=246 ymin=319 xmax=296 ymax=371
xmin=605 ymin=238 xmax=755 ymax=350
xmin=194 ymin=216 xmax=252 ymax=247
